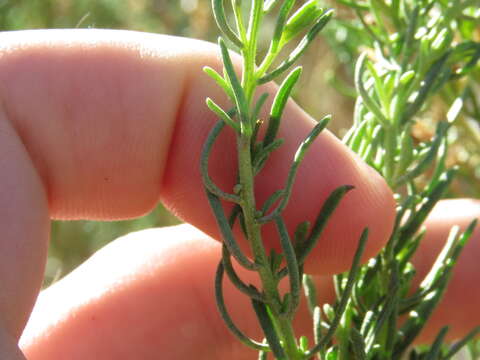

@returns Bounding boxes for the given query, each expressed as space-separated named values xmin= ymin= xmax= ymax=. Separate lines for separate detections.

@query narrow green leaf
xmin=419 ymin=226 xmax=461 ymax=291
xmin=237 ymin=206 xmax=248 ymax=238
xmin=362 ymin=124 xmax=383 ymax=164
xmin=399 ymin=70 xmax=415 ymax=86
xmin=365 ymin=277 xmax=400 ymax=352
xmin=281 ymin=0 xmax=324 ymax=45
xmin=424 ymin=326 xmax=449 ymax=360
xmin=360 ymin=310 xmax=375 ymax=337
xmin=451 ymin=41 xmax=480 ymax=77
xmin=400 ymin=6 xmax=419 ymax=69
xmin=350 ymin=328 xmax=367 ymax=360
xmin=296 ymin=184 xmax=355 ymax=265
xmin=391 ymin=0 xmax=401 ymax=26
xmin=204 ymin=66 xmax=235 ymax=100
xmin=385 ymin=292 xmax=399 ymax=357
xmin=313 ymin=306 xmax=322 ymax=347
xmin=228 ymin=203 xmax=242 ymax=227
xmin=396 ymin=228 xmax=424 ymax=269
xmin=400 ymin=52 xmax=451 ymax=125
xmin=206 ymin=190 xmax=256 ymax=270
xmin=299 ymin=335 xmax=309 ymax=352
xmin=325 ymin=346 xmax=338 ymax=360
xmin=221 ymin=245 xmax=264 ymax=301
xmin=348 ymin=118 xmax=369 ymax=153
xmin=251 ymin=299 xmax=286 ymax=358
xmin=275 ymin=217 xmax=301 ymax=317
xmin=303 ymin=275 xmax=318 ymax=314
xmin=201 ymin=121 xmax=242 ymax=202
xmin=306 ymin=229 xmax=368 ymax=357
xmin=401 ymin=225 xmax=468 ymax=314
xmin=395 ymin=221 xmax=477 ymax=357
xmin=395 ymin=122 xmax=450 ymax=187
xmin=264 ymin=66 xmax=303 ymax=148
xmin=396 ymin=168 xmax=456 ymax=252
xmin=432 ymin=28 xmax=452 ymax=52
xmin=420 ymin=220 xmax=477 ymax=294
xmin=261 ymin=189 xmax=284 ymax=215
xmin=212 ymin=0 xmax=243 ymax=48
xmin=394 ymin=126 xmax=414 ymax=178
xmin=270 ymin=0 xmax=296 ymax=53
xmin=264 ymin=0 xmax=282 ymax=12
xmin=323 ymin=303 xmax=335 ymax=323
xmin=355 ymin=53 xmax=390 ymax=127
xmin=365 ymin=61 xmax=388 ymax=111
xmin=247 ymin=0 xmax=264 ymax=45
xmin=447 ymin=97 xmax=464 ymax=124
xmin=259 ymin=9 xmax=333 ymax=84
xmin=425 ymin=136 xmax=448 ymax=194
xmin=294 ymin=221 xmax=310 ymax=255
xmin=259 ymin=116 xmax=331 ymax=223
xmin=218 ymin=38 xmax=250 ymax=132
xmin=443 ymin=326 xmax=480 ymax=359
xmin=206 ymin=98 xmax=241 ymax=132
xmin=257 ymin=350 xmax=268 ymax=360
xmin=215 ymin=263 xmax=270 ymax=351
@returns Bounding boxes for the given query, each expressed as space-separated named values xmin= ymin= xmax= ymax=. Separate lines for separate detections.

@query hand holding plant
xmin=0 ymin=19 xmax=476 ymax=360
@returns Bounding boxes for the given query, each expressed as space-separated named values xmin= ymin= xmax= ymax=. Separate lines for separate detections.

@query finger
xmin=0 ymin=29 xmax=394 ymax=337
xmin=0 ymin=326 xmax=26 ymax=360
xmin=20 ymin=225 xmax=262 ymax=359
xmin=0 ymin=108 xmax=49 ymax=339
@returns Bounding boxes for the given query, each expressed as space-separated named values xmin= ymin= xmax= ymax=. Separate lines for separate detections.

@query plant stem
xmin=237 ymin=135 xmax=301 ymax=359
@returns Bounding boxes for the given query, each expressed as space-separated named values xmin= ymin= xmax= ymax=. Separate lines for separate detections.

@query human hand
xmin=0 ymin=29 xmax=477 ymax=359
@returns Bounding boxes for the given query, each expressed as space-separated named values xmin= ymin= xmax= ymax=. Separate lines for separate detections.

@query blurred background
xmin=0 ymin=0 xmax=478 ymax=288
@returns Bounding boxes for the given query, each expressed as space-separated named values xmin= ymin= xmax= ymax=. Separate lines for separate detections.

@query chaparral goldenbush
xmin=202 ymin=0 xmax=480 ymax=359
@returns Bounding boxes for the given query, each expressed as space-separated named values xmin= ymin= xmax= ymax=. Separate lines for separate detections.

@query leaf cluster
xmin=202 ymin=0 xmax=480 ymax=359
xmin=324 ymin=0 xmax=480 ymax=195
xmin=315 ymin=0 xmax=480 ymax=358
xmin=202 ymin=1 xmax=372 ymax=359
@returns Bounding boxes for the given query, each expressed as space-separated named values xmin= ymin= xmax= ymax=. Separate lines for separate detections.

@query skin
xmin=0 ymin=29 xmax=476 ymax=359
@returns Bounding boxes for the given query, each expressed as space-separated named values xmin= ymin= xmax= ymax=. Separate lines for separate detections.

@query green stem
xmin=232 ymin=3 xmax=303 ymax=358
xmin=237 ymin=136 xmax=300 ymax=359
xmin=338 ymin=301 xmax=353 ymax=360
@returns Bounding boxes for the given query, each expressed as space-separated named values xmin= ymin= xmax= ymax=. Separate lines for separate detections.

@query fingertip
xmin=21 ymin=225 xmax=233 ymax=359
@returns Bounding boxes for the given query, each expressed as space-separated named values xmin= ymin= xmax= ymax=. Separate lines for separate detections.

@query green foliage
xmin=321 ymin=1 xmax=480 ymax=358
xmin=323 ymin=0 xmax=480 ymax=197
xmin=204 ymin=1 xmax=347 ymax=358
xmin=205 ymin=0 xmax=480 ymax=359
